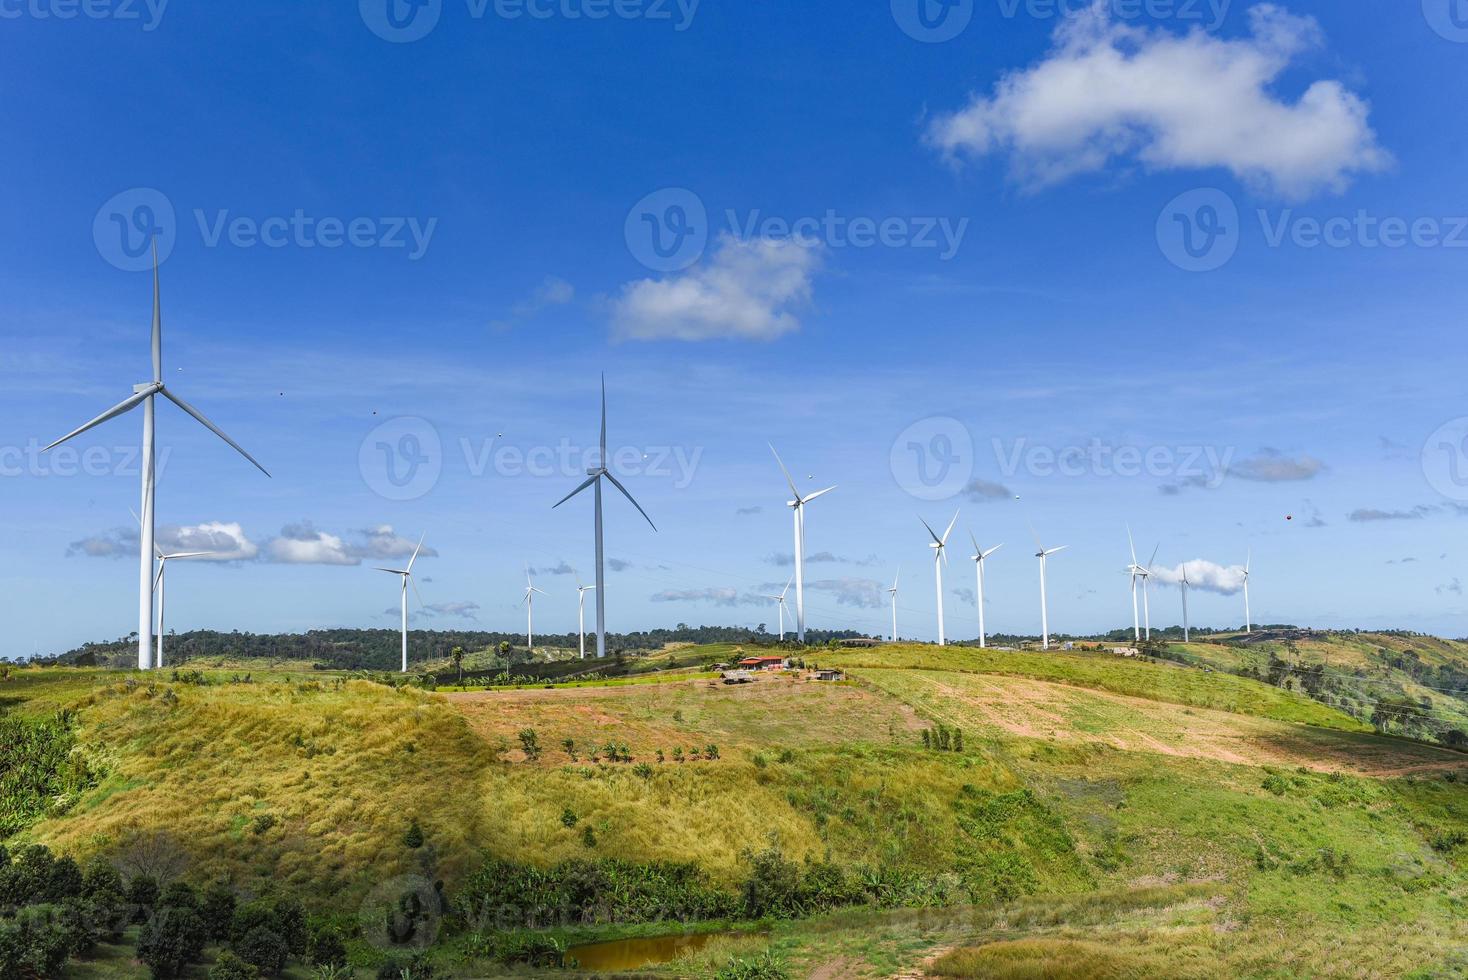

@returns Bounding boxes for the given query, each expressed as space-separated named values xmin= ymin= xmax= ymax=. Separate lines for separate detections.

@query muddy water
xmin=564 ymin=930 xmax=749 ymax=972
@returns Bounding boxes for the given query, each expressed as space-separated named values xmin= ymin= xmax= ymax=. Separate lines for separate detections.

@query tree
xmin=233 ymin=926 xmax=288 ymax=975
xmin=450 ymin=646 xmax=465 ymax=685
xmin=208 ymin=951 xmax=261 ymax=980
xmin=137 ymin=905 xmax=208 ymax=978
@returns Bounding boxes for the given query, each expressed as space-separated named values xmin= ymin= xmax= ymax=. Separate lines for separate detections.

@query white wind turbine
xmin=1242 ymin=550 xmax=1252 ymax=633
xmin=152 ymin=546 xmax=213 ymax=670
xmin=1125 ymin=527 xmax=1157 ymax=644
xmin=769 ymin=446 xmax=835 ymax=644
xmin=130 ymin=508 xmax=213 ymax=669
xmin=375 ymin=534 xmax=426 ymax=673
xmin=969 ymin=534 xmax=1002 ymax=649
xmin=576 ymin=574 xmax=597 ymax=659
xmin=1032 ymin=529 xmax=1068 ymax=651
xmin=45 ymin=245 xmax=269 ymax=670
xmin=886 ymin=569 xmax=900 ymax=643
xmin=521 ymin=570 xmax=547 ymax=651
xmin=553 ymin=376 xmax=656 ymax=658
xmin=1179 ymin=561 xmax=1192 ymax=643
xmin=763 ymin=577 xmax=794 ymax=641
xmin=921 ymin=511 xmax=960 ymax=646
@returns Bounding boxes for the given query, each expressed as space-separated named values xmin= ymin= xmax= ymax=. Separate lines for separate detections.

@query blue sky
xmin=4 ymin=0 xmax=1468 ymax=656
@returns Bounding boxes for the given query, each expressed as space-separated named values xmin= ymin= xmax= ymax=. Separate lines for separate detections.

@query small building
xmin=738 ymin=656 xmax=788 ymax=671
xmin=1110 ymin=647 xmax=1140 ymax=657
xmin=836 ymin=637 xmax=882 ymax=648
xmin=812 ymin=669 xmax=845 ymax=682
xmin=720 ymin=669 xmax=755 ymax=684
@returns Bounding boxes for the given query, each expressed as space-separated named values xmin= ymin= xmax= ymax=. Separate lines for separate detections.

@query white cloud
xmin=492 ymin=275 xmax=575 ymax=330
xmin=68 ymin=522 xmax=258 ymax=561
xmin=1231 ymin=448 xmax=1325 ymax=482
xmin=926 ymin=3 xmax=1389 ymax=199
xmin=1151 ymin=559 xmax=1246 ymax=595
xmin=651 ymin=587 xmax=758 ymax=607
xmin=266 ymin=523 xmax=437 ymax=566
xmin=423 ymin=601 xmax=481 ymax=619
xmin=611 ymin=234 xmax=821 ymax=342
xmin=807 ymin=578 xmax=886 ymax=609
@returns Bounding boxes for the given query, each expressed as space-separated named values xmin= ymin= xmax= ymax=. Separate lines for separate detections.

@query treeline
xmin=43 ymin=625 xmax=864 ymax=672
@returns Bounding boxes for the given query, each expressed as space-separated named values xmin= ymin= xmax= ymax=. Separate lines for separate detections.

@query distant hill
xmin=41 ymin=624 xmax=865 ymax=672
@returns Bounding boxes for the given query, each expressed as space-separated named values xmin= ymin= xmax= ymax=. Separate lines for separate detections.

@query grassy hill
xmin=2 ymin=632 xmax=1466 ymax=977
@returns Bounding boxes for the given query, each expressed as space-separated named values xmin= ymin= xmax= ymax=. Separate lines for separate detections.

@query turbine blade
xmin=375 ymin=567 xmax=406 ymax=574
xmin=768 ymin=444 xmax=801 ymax=500
xmin=942 ymin=510 xmax=960 ymax=544
xmin=553 ymin=474 xmax=598 ymax=509
xmin=164 ymin=552 xmax=214 ymax=560
xmin=151 ymin=241 xmax=162 ymax=383
xmin=45 ymin=387 xmax=153 ymax=452
xmin=984 ymin=544 xmax=1004 ymax=559
xmin=161 ymin=388 xmax=271 ymax=477
xmin=411 ymin=575 xmax=427 ymax=611
xmin=531 ymin=586 xmax=547 ymax=596
xmin=1046 ymin=545 xmax=1069 ymax=556
xmin=600 ymin=373 xmax=608 ymax=463
xmin=406 ymin=532 xmax=425 ymax=573
xmin=1027 ymin=520 xmax=1043 ymax=553
xmin=920 ymin=517 xmax=943 ymax=546
xmin=1148 ymin=543 xmax=1160 ymax=570
xmin=1127 ymin=524 xmax=1138 ymax=566
xmin=604 ymin=472 xmax=657 ymax=531
xmin=802 ymin=486 xmax=836 ymax=504
xmin=153 ymin=561 xmax=164 ymax=592
xmin=129 ymin=507 xmax=166 ymax=558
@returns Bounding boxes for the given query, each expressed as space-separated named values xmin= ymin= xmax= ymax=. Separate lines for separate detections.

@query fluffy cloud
xmin=1230 ymin=449 xmax=1325 ymax=482
xmin=267 ymin=523 xmax=438 ymax=566
xmin=965 ymin=479 xmax=1013 ymax=501
xmin=530 ymin=561 xmax=576 ymax=576
xmin=611 ymin=235 xmax=821 ymax=341
xmin=1151 ymin=559 xmax=1247 ymax=595
xmin=765 ymin=551 xmax=877 ymax=567
xmin=68 ymin=522 xmax=258 ymax=561
xmin=806 ymin=578 xmax=886 ymax=609
xmin=491 ymin=275 xmax=575 ymax=331
xmin=926 ymin=3 xmax=1389 ymax=199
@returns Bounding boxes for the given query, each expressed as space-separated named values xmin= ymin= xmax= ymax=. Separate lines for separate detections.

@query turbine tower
xmin=969 ymin=534 xmax=1002 ymax=648
xmin=763 ymin=577 xmax=793 ymax=641
xmin=576 ymin=575 xmax=597 ymax=659
xmin=1032 ymin=530 xmax=1068 ymax=651
xmin=1180 ymin=561 xmax=1191 ymax=643
xmin=44 ymin=244 xmax=269 ymax=670
xmin=1140 ymin=543 xmax=1159 ymax=641
xmin=152 ymin=545 xmax=213 ymax=669
xmin=886 ymin=569 xmax=900 ymax=643
xmin=1242 ymin=550 xmax=1252 ymax=633
xmin=921 ymin=511 xmax=959 ymax=646
xmin=521 ymin=570 xmax=547 ymax=651
xmin=1125 ymin=527 xmax=1149 ymax=643
xmin=553 ymin=376 xmax=656 ymax=658
xmin=769 ymin=446 xmax=835 ymax=644
xmin=375 ymin=534 xmax=426 ymax=673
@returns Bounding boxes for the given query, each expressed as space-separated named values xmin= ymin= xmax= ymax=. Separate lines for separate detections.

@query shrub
xmin=1262 ymin=773 xmax=1290 ymax=796
xmin=128 ymin=874 xmax=162 ymax=921
xmin=581 ymin=825 xmax=598 ymax=848
xmin=739 ymin=840 xmax=803 ymax=918
xmin=705 ymin=743 xmax=720 ymax=760
xmin=47 ymin=856 xmax=84 ymax=903
xmin=160 ymin=881 xmax=198 ymax=910
xmin=305 ymin=922 xmax=347 ymax=968
xmin=209 ymin=950 xmax=261 ymax=980
xmin=270 ymin=896 xmax=308 ymax=955
xmin=137 ymin=905 xmax=208 ymax=978
xmin=715 ymin=950 xmax=789 ymax=979
xmin=0 ymin=843 xmax=55 ymax=907
xmin=251 ymin=813 xmax=276 ymax=836
xmin=517 ymin=729 xmax=541 ymax=760
xmin=0 ymin=907 xmax=74 ymax=980
xmin=233 ymin=925 xmax=289 ymax=975
xmin=560 ymin=807 xmax=579 ymax=828
xmin=200 ymin=883 xmax=238 ymax=940
xmin=81 ymin=856 xmax=124 ymax=900
xmin=404 ymin=820 xmax=424 ymax=849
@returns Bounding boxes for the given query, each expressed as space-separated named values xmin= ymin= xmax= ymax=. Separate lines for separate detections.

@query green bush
xmin=715 ymin=949 xmax=789 ymax=979
xmin=200 ymin=883 xmax=238 ymax=940
xmin=0 ymin=906 xmax=74 ymax=980
xmin=160 ymin=880 xmax=198 ymax=910
xmin=128 ymin=874 xmax=162 ymax=921
xmin=233 ymin=925 xmax=289 ymax=975
xmin=208 ymin=950 xmax=261 ymax=980
xmin=404 ymin=819 xmax=424 ymax=849
xmin=305 ymin=922 xmax=347 ymax=968
xmin=137 ymin=905 xmax=208 ymax=978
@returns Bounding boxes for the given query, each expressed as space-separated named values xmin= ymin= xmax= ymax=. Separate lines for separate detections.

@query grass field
xmin=3 ymin=632 xmax=1467 ymax=977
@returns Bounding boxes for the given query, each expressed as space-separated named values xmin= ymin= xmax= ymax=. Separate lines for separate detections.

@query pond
xmin=564 ymin=929 xmax=756 ymax=972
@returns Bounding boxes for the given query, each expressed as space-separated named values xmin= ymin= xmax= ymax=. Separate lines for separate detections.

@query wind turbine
xmin=1242 ymin=550 xmax=1252 ymax=633
xmin=769 ymin=446 xmax=835 ymax=644
xmin=1125 ymin=527 xmax=1151 ymax=643
xmin=553 ymin=376 xmax=656 ymax=658
xmin=44 ymin=244 xmax=269 ymax=670
xmin=969 ymin=535 xmax=1002 ymax=648
xmin=375 ymin=535 xmax=426 ymax=673
xmin=762 ymin=577 xmax=793 ymax=641
xmin=886 ymin=569 xmax=900 ymax=643
xmin=1180 ymin=561 xmax=1191 ymax=643
xmin=921 ymin=511 xmax=959 ymax=646
xmin=521 ymin=570 xmax=547 ymax=651
xmin=1032 ymin=529 xmax=1068 ymax=651
xmin=152 ymin=546 xmax=213 ymax=670
xmin=1140 ymin=543 xmax=1159 ymax=641
xmin=576 ymin=575 xmax=597 ymax=659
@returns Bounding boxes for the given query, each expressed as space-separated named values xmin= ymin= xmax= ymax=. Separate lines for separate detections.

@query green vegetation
xmin=1 ymin=631 xmax=1465 ymax=977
